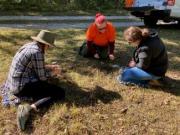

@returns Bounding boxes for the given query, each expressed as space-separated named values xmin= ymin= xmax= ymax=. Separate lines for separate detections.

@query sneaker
xmin=9 ymin=94 xmax=21 ymax=106
xmin=118 ymin=67 xmax=126 ymax=74
xmin=116 ymin=75 xmax=148 ymax=88
xmin=17 ymin=104 xmax=32 ymax=131
xmin=116 ymin=75 xmax=132 ymax=85
xmin=111 ymin=64 xmax=120 ymax=68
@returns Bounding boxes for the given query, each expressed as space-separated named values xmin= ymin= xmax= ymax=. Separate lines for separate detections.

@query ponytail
xmin=123 ymin=26 xmax=150 ymax=42
xmin=141 ymin=28 xmax=150 ymax=38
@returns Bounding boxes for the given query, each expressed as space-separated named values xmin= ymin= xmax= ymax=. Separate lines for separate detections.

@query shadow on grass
xmin=23 ymin=76 xmax=121 ymax=133
xmin=65 ymin=85 xmax=122 ymax=106
xmin=151 ymin=76 xmax=180 ymax=96
xmin=53 ymin=47 xmax=133 ymax=76
xmin=59 ymin=76 xmax=122 ymax=107
xmin=87 ymin=48 xmax=132 ymax=73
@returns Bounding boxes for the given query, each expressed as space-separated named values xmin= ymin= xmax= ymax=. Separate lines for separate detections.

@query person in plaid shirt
xmin=1 ymin=30 xmax=65 ymax=131
xmin=4 ymin=42 xmax=47 ymax=94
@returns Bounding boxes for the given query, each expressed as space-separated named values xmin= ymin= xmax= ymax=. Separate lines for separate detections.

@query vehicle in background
xmin=124 ymin=0 xmax=180 ymax=26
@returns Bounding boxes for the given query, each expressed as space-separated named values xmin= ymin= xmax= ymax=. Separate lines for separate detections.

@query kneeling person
xmin=79 ymin=13 xmax=116 ymax=60
xmin=117 ymin=26 xmax=168 ymax=87
xmin=1 ymin=30 xmax=65 ymax=130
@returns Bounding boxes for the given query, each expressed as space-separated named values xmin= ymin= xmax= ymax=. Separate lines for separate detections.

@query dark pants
xmin=15 ymin=81 xmax=65 ymax=108
xmin=79 ymin=41 xmax=108 ymax=59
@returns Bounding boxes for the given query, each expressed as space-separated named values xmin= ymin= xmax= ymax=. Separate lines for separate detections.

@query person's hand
xmin=128 ymin=60 xmax=136 ymax=67
xmin=52 ymin=65 xmax=61 ymax=76
xmin=109 ymin=54 xmax=115 ymax=60
xmin=94 ymin=53 xmax=100 ymax=59
xmin=45 ymin=64 xmax=61 ymax=77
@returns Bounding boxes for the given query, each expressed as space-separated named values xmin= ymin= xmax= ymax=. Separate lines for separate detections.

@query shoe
xmin=149 ymin=79 xmax=164 ymax=87
xmin=9 ymin=94 xmax=21 ymax=106
xmin=118 ymin=67 xmax=126 ymax=74
xmin=111 ymin=64 xmax=120 ymax=68
xmin=17 ymin=104 xmax=32 ymax=131
xmin=116 ymin=75 xmax=132 ymax=85
xmin=117 ymin=75 xmax=148 ymax=88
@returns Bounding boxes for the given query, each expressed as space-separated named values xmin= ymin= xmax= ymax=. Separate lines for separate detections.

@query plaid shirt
xmin=2 ymin=42 xmax=48 ymax=94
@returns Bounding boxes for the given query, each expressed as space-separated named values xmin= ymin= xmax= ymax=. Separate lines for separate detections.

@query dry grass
xmin=0 ymin=27 xmax=179 ymax=135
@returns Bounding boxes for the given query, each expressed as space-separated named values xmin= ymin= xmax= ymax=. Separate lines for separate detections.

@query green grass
xmin=0 ymin=28 xmax=179 ymax=135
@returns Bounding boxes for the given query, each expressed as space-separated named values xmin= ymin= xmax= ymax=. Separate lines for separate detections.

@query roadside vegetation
xmin=0 ymin=0 xmax=125 ymax=16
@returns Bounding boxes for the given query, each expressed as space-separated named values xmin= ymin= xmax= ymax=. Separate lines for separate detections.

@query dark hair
xmin=123 ymin=26 xmax=150 ymax=42
xmin=95 ymin=12 xmax=106 ymax=24
xmin=95 ymin=13 xmax=102 ymax=18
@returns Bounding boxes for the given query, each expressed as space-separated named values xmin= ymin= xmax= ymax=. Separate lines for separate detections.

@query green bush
xmin=0 ymin=0 xmax=125 ymax=12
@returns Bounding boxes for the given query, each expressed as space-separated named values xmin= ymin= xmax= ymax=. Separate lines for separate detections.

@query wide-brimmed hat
xmin=31 ymin=30 xmax=56 ymax=47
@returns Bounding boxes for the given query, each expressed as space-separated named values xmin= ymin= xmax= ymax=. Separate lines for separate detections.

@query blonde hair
xmin=123 ymin=26 xmax=150 ymax=42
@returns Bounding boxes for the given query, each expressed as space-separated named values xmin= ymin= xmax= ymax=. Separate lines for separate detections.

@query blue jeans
xmin=117 ymin=67 xmax=161 ymax=86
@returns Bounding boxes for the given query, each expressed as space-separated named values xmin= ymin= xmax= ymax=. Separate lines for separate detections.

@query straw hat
xmin=31 ymin=30 xmax=56 ymax=47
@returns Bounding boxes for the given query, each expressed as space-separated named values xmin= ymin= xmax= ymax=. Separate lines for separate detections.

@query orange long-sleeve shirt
xmin=86 ymin=22 xmax=116 ymax=46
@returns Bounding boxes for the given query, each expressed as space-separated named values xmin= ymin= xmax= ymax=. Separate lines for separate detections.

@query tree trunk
xmin=115 ymin=0 xmax=119 ymax=9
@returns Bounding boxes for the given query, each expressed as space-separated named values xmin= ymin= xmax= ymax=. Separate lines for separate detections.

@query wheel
xmin=177 ymin=20 xmax=180 ymax=25
xmin=144 ymin=16 xmax=158 ymax=26
xmin=177 ymin=20 xmax=180 ymax=28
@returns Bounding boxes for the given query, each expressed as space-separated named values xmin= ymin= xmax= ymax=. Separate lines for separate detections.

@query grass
xmin=0 ymin=27 xmax=179 ymax=135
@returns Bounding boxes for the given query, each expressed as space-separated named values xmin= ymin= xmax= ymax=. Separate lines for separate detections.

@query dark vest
xmin=133 ymin=33 xmax=168 ymax=76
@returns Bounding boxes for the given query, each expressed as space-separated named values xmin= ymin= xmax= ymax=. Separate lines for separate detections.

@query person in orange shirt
xmin=79 ymin=13 xmax=116 ymax=60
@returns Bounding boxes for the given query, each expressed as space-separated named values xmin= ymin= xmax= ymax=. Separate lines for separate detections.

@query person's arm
xmin=128 ymin=50 xmax=136 ymax=67
xmin=108 ymin=41 xmax=115 ymax=55
xmin=108 ymin=23 xmax=116 ymax=59
xmin=86 ymin=24 xmax=98 ymax=53
xmin=136 ymin=46 xmax=152 ymax=69
xmin=87 ymin=40 xmax=94 ymax=50
xmin=31 ymin=51 xmax=47 ymax=81
xmin=45 ymin=64 xmax=61 ymax=77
